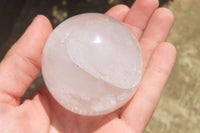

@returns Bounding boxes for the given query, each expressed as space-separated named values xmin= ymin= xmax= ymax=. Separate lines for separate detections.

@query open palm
xmin=0 ymin=0 xmax=176 ymax=133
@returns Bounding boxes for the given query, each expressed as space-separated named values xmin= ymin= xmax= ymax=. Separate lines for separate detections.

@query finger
xmin=124 ymin=0 xmax=159 ymax=39
xmin=121 ymin=42 xmax=176 ymax=133
xmin=142 ymin=8 xmax=174 ymax=43
xmin=105 ymin=4 xmax=130 ymax=21
xmin=140 ymin=8 xmax=174 ymax=67
xmin=0 ymin=15 xmax=52 ymax=105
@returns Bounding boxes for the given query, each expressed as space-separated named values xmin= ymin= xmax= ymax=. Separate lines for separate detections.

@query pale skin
xmin=0 ymin=0 xmax=176 ymax=133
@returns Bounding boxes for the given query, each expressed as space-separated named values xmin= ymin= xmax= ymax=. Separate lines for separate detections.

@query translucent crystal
xmin=42 ymin=13 xmax=143 ymax=116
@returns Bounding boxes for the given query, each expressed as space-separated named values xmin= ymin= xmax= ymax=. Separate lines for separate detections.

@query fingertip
xmin=155 ymin=8 xmax=174 ymax=25
xmin=124 ymin=0 xmax=159 ymax=39
xmin=159 ymin=42 xmax=177 ymax=60
xmin=141 ymin=7 xmax=175 ymax=44
xmin=106 ymin=4 xmax=130 ymax=21
xmin=14 ymin=15 xmax=52 ymax=48
xmin=29 ymin=15 xmax=53 ymax=35
xmin=131 ymin=0 xmax=159 ymax=14
xmin=114 ymin=4 xmax=130 ymax=11
xmin=158 ymin=42 xmax=176 ymax=54
xmin=35 ymin=15 xmax=53 ymax=31
xmin=143 ymin=42 xmax=176 ymax=79
xmin=9 ymin=14 xmax=53 ymax=64
xmin=151 ymin=42 xmax=177 ymax=74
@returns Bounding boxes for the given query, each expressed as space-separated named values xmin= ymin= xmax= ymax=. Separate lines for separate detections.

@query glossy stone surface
xmin=42 ymin=13 xmax=143 ymax=116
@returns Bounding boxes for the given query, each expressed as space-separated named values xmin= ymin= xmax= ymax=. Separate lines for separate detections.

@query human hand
xmin=0 ymin=0 xmax=176 ymax=133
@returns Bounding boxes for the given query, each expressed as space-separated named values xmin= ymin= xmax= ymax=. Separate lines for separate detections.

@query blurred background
xmin=0 ymin=0 xmax=199 ymax=132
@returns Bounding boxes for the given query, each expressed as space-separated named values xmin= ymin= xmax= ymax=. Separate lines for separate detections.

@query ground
xmin=146 ymin=0 xmax=200 ymax=132
xmin=0 ymin=0 xmax=200 ymax=132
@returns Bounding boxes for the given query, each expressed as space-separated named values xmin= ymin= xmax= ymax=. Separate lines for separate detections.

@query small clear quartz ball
xmin=42 ymin=13 xmax=143 ymax=116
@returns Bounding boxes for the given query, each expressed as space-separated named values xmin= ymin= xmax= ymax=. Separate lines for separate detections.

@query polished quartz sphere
xmin=42 ymin=13 xmax=143 ymax=116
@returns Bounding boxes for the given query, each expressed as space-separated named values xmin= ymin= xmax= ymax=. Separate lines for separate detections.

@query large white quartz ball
xmin=42 ymin=13 xmax=143 ymax=116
